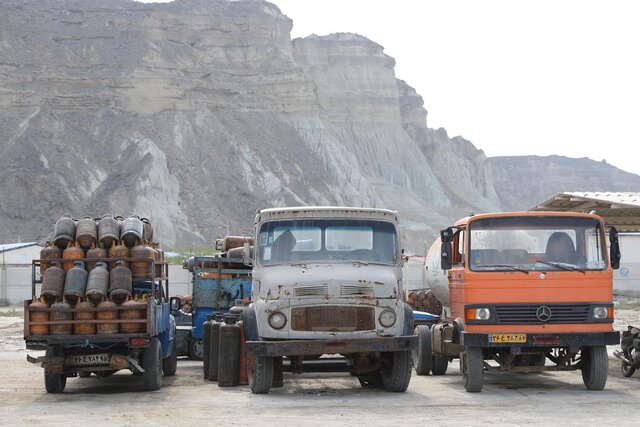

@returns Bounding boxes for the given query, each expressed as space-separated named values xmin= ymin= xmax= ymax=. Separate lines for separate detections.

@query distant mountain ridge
xmin=489 ymin=155 xmax=640 ymax=212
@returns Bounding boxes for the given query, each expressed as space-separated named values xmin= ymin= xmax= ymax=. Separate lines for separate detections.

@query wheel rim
xmin=193 ymin=341 xmax=203 ymax=359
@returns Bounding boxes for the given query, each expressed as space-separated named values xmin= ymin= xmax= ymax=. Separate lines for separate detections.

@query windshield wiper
xmin=536 ymin=261 xmax=586 ymax=274
xmin=477 ymin=264 xmax=529 ymax=274
xmin=338 ymin=256 xmax=369 ymax=266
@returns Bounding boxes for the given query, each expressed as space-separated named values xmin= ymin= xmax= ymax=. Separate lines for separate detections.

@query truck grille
xmin=293 ymin=284 xmax=328 ymax=297
xmin=495 ymin=304 xmax=591 ymax=324
xmin=291 ymin=306 xmax=375 ymax=332
xmin=340 ymin=284 xmax=374 ymax=297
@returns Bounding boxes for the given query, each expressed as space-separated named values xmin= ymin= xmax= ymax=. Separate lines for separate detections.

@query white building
xmin=532 ymin=192 xmax=640 ymax=296
xmin=0 ymin=242 xmax=42 ymax=305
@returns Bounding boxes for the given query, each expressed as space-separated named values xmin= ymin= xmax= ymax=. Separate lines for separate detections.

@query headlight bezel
xmin=593 ymin=306 xmax=609 ymax=320
xmin=379 ymin=309 xmax=397 ymax=328
xmin=475 ymin=307 xmax=491 ymax=321
xmin=268 ymin=311 xmax=287 ymax=329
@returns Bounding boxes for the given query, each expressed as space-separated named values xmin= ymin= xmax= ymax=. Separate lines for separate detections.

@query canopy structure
xmin=531 ymin=192 xmax=640 ymax=232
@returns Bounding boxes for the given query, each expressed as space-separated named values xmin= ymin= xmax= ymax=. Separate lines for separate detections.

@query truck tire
xmin=78 ymin=371 xmax=91 ymax=378
xmin=382 ymin=351 xmax=412 ymax=392
xmin=581 ymin=345 xmax=608 ymax=390
xmin=162 ymin=340 xmax=178 ymax=377
xmin=249 ymin=354 xmax=273 ymax=394
xmin=462 ymin=347 xmax=484 ymax=393
xmin=143 ymin=337 xmax=163 ymax=391
xmin=412 ymin=325 xmax=433 ymax=375
xmin=431 ymin=354 xmax=449 ymax=376
xmin=188 ymin=339 xmax=203 ymax=361
xmin=44 ymin=346 xmax=66 ymax=393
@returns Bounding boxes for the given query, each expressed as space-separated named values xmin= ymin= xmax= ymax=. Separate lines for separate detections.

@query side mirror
xmin=609 ymin=227 xmax=621 ymax=270
xmin=441 ymin=227 xmax=454 ymax=243
xmin=441 ymin=242 xmax=452 ymax=270
xmin=169 ymin=296 xmax=181 ymax=313
xmin=242 ymin=242 xmax=253 ymax=266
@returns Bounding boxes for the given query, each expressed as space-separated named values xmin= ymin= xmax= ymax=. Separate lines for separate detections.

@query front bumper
xmin=246 ymin=335 xmax=417 ymax=357
xmin=461 ymin=331 xmax=620 ymax=348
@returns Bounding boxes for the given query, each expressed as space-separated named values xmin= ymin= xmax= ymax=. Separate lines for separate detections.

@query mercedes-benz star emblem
xmin=536 ymin=305 xmax=552 ymax=322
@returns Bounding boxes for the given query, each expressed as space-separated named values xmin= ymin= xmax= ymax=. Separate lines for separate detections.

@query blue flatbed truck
xmin=24 ymin=257 xmax=180 ymax=393
xmin=178 ymin=254 xmax=251 ymax=360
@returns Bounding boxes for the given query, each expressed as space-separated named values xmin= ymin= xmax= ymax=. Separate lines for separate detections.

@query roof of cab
xmin=256 ymin=206 xmax=399 ymax=223
xmin=453 ymin=211 xmax=605 ymax=228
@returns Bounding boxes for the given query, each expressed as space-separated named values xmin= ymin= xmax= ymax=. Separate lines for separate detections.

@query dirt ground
xmin=2 ymin=297 xmax=640 ymax=426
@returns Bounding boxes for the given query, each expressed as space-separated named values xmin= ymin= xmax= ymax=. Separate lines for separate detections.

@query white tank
xmin=424 ymin=238 xmax=450 ymax=306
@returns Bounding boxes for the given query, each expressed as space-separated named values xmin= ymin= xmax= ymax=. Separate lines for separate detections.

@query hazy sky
xmin=146 ymin=1 xmax=640 ymax=176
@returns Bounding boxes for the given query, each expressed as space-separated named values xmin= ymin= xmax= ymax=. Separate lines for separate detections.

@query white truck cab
xmin=243 ymin=206 xmax=417 ymax=393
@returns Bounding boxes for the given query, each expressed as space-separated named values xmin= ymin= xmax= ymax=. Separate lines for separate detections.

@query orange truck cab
xmin=421 ymin=211 xmax=621 ymax=392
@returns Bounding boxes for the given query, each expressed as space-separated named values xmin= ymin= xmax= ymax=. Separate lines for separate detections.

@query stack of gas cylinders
xmin=27 ymin=214 xmax=163 ymax=336
xmin=203 ymin=305 xmax=251 ymax=388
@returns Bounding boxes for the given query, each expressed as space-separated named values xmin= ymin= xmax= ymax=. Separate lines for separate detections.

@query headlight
xmin=466 ymin=307 xmax=491 ymax=321
xmin=593 ymin=306 xmax=610 ymax=319
xmin=475 ymin=308 xmax=491 ymax=320
xmin=379 ymin=309 xmax=397 ymax=327
xmin=268 ymin=312 xmax=287 ymax=329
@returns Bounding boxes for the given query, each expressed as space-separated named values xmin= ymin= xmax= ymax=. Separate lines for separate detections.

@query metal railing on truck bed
xmin=24 ymin=257 xmax=169 ymax=349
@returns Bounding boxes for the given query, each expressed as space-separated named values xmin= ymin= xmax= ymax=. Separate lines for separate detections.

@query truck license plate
xmin=66 ymin=353 xmax=110 ymax=366
xmin=489 ymin=334 xmax=527 ymax=343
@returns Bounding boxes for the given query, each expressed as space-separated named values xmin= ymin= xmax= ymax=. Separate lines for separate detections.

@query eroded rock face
xmin=0 ymin=0 xmax=637 ymax=250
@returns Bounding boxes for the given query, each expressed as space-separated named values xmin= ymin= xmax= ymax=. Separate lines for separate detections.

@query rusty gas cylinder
xmin=218 ymin=314 xmax=241 ymax=387
xmin=96 ymin=297 xmax=119 ymax=334
xmin=62 ymin=241 xmax=84 ymax=272
xmin=208 ymin=313 xmax=224 ymax=381
xmin=151 ymin=242 xmax=160 ymax=278
xmin=222 ymin=236 xmax=254 ymax=252
xmin=120 ymin=293 xmax=146 ymax=334
xmin=49 ymin=297 xmax=72 ymax=335
xmin=238 ymin=321 xmax=248 ymax=385
xmin=74 ymin=298 xmax=96 ymax=335
xmin=226 ymin=246 xmax=252 ymax=268
xmin=130 ymin=240 xmax=154 ymax=278
xmin=85 ymin=262 xmax=109 ymax=305
xmin=121 ymin=215 xmax=143 ymax=248
xmin=30 ymin=296 xmax=50 ymax=336
xmin=53 ymin=215 xmax=76 ymax=250
xmin=98 ymin=214 xmax=119 ymax=249
xmin=76 ymin=216 xmax=97 ymax=249
xmin=63 ymin=261 xmax=88 ymax=303
xmin=108 ymin=240 xmax=129 ymax=270
xmin=141 ymin=217 xmax=153 ymax=242
xmin=203 ymin=314 xmax=213 ymax=379
xmin=39 ymin=241 xmax=62 ymax=276
xmin=109 ymin=260 xmax=132 ymax=304
xmin=86 ymin=242 xmax=107 ymax=272
xmin=41 ymin=261 xmax=65 ymax=303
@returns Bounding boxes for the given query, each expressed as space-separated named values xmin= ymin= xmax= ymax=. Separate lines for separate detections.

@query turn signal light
xmin=608 ymin=306 xmax=614 ymax=319
xmin=465 ymin=308 xmax=475 ymax=321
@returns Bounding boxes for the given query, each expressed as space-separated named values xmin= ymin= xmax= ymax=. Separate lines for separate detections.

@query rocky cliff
xmin=0 ymin=0 xmax=637 ymax=252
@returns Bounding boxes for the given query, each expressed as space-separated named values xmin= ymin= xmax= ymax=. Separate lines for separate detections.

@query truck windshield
xmin=257 ymin=219 xmax=398 ymax=266
xmin=468 ymin=216 xmax=607 ymax=272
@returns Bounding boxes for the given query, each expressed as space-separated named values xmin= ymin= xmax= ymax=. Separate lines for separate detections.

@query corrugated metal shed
xmin=531 ymin=192 xmax=640 ymax=231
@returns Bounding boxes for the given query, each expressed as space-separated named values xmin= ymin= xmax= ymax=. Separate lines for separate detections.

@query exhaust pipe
xmin=613 ymin=349 xmax=632 ymax=365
